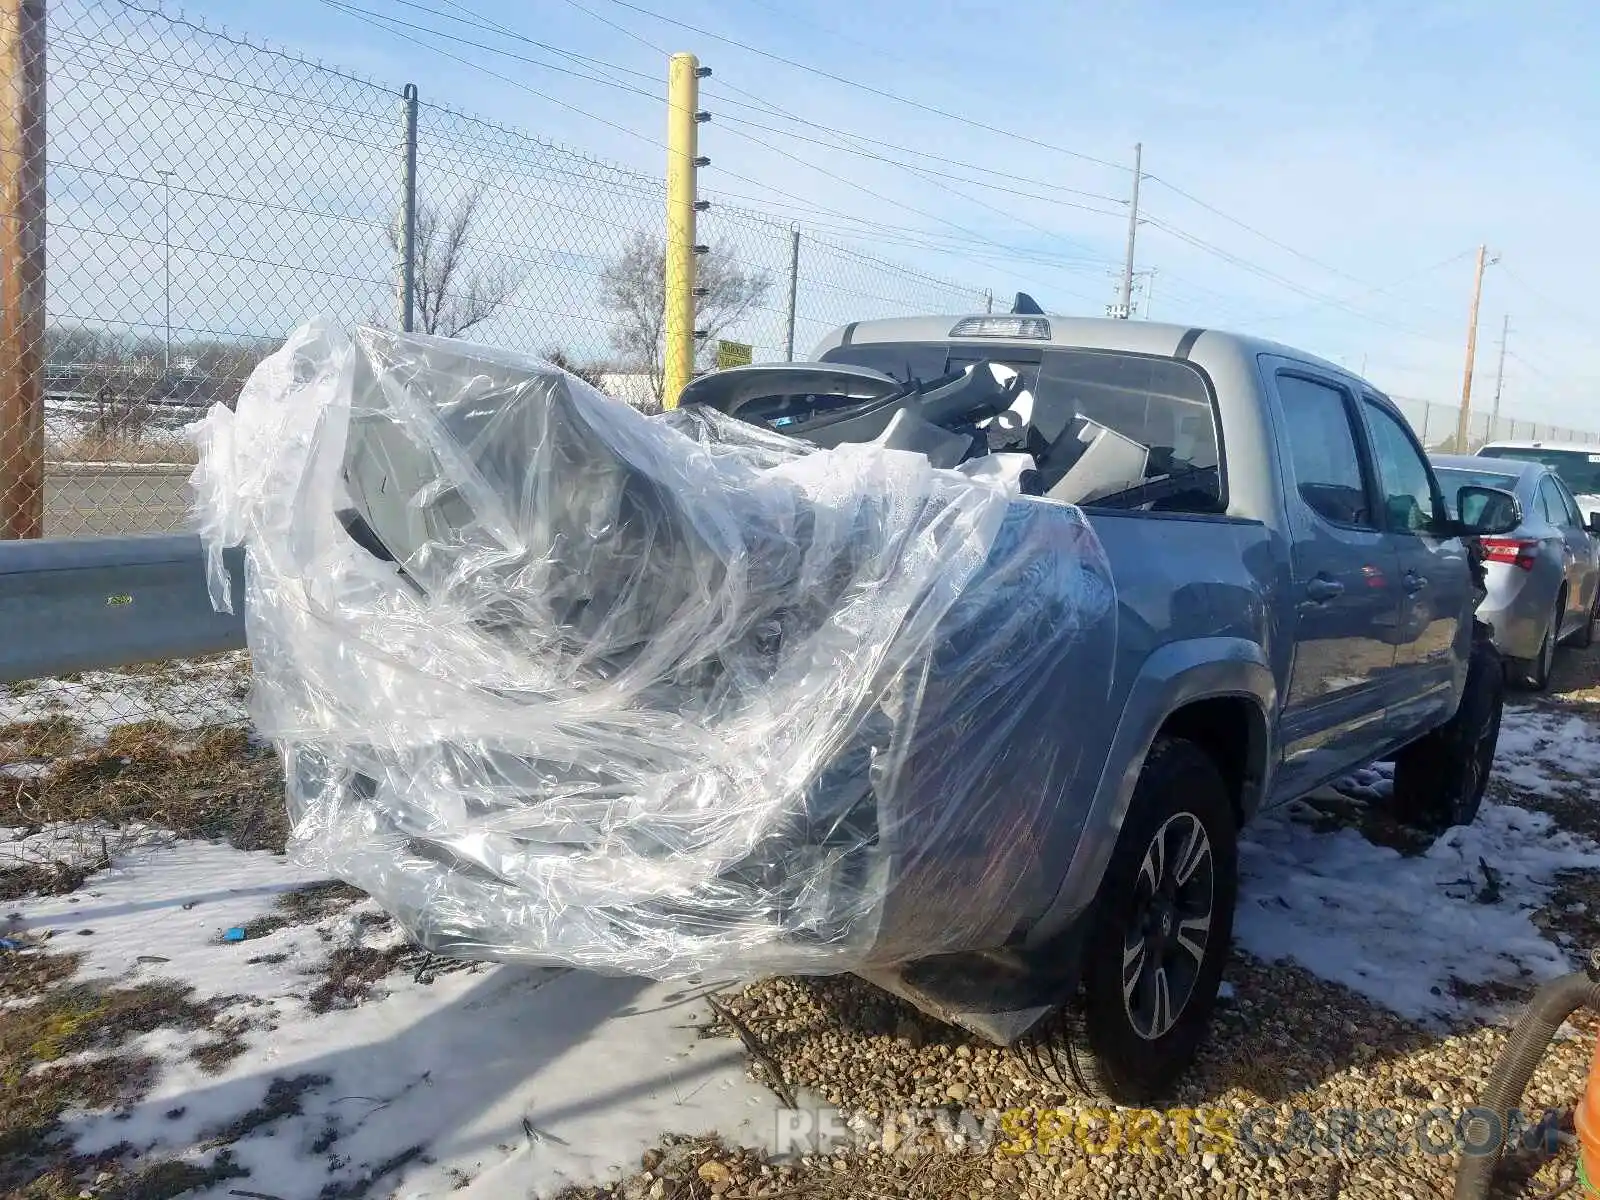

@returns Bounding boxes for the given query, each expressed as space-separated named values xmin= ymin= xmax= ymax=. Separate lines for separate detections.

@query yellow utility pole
xmin=1455 ymin=244 xmax=1492 ymax=452
xmin=662 ymin=52 xmax=702 ymax=410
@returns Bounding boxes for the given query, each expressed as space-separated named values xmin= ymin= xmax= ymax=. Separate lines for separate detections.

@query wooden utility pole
xmin=1454 ymin=244 xmax=1491 ymax=453
xmin=0 ymin=0 xmax=44 ymax=539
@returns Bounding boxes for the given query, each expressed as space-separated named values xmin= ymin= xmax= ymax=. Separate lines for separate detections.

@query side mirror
xmin=1456 ymin=485 xmax=1521 ymax=537
xmin=1588 ymin=511 xmax=1600 ymax=536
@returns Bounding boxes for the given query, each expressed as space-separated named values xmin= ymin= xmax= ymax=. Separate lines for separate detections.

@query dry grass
xmin=305 ymin=945 xmax=409 ymax=1014
xmin=7 ymin=721 xmax=288 ymax=855
xmin=0 ymin=970 xmax=242 ymax=1197
xmin=0 ymin=717 xmax=82 ymax=761
xmin=4 ymin=644 xmax=1598 ymax=1198
xmin=0 ymin=854 xmax=108 ymax=904
xmin=234 ymin=880 xmax=368 ymax=942
xmin=48 ymin=431 xmax=195 ymax=466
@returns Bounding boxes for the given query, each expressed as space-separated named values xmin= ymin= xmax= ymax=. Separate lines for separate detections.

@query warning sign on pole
xmin=715 ymin=340 xmax=753 ymax=370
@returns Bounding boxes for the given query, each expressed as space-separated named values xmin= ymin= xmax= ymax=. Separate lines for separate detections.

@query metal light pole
xmin=157 ymin=168 xmax=174 ymax=373
xmin=1116 ymin=142 xmax=1142 ymax=319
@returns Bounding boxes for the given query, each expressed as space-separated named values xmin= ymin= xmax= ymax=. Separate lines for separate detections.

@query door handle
xmin=1306 ymin=576 xmax=1344 ymax=602
xmin=1404 ymin=572 xmax=1428 ymax=594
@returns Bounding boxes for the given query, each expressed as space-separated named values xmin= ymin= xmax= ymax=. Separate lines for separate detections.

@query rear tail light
xmin=1480 ymin=537 xmax=1539 ymax=571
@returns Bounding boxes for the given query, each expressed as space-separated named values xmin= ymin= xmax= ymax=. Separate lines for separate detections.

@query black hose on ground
xmin=1454 ymin=970 xmax=1600 ymax=1200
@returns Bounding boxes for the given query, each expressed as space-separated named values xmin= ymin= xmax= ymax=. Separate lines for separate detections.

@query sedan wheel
xmin=1511 ymin=595 xmax=1563 ymax=691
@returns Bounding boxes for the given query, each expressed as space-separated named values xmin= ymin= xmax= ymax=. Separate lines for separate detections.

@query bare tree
xmin=541 ymin=346 xmax=611 ymax=392
xmin=389 ymin=187 xmax=524 ymax=338
xmin=600 ymin=230 xmax=772 ymax=406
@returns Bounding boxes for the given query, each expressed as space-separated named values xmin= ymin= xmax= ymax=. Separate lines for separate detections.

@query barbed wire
xmin=3 ymin=0 xmax=1593 ymax=736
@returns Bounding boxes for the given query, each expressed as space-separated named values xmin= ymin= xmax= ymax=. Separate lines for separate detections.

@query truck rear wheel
xmin=1391 ymin=636 xmax=1503 ymax=833
xmin=1020 ymin=737 xmax=1236 ymax=1103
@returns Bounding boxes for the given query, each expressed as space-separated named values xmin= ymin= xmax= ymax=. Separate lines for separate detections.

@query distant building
xmin=596 ymin=371 xmax=658 ymax=412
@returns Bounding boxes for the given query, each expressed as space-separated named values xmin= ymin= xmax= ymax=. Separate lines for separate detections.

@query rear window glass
xmin=1478 ymin=447 xmax=1600 ymax=495
xmin=1434 ymin=467 xmax=1520 ymax=517
xmin=821 ymin=342 xmax=1223 ymax=513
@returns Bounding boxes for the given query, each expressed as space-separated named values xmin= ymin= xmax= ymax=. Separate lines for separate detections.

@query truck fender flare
xmin=1023 ymin=636 xmax=1275 ymax=951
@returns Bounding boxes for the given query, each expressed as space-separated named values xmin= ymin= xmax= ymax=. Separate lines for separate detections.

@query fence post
xmin=784 ymin=225 xmax=800 ymax=362
xmin=397 ymin=83 xmax=418 ymax=333
xmin=0 ymin=0 xmax=44 ymax=540
xmin=662 ymin=52 xmax=702 ymax=409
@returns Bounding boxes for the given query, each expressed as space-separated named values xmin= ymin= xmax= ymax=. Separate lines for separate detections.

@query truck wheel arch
xmin=1023 ymin=638 xmax=1275 ymax=951
xmin=1155 ymin=694 xmax=1270 ymax=831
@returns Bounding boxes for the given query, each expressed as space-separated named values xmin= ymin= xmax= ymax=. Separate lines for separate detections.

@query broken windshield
xmin=819 ymin=343 xmax=1224 ymax=514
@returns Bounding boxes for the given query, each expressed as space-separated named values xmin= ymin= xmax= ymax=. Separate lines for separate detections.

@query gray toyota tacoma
xmin=673 ymin=304 xmax=1520 ymax=1101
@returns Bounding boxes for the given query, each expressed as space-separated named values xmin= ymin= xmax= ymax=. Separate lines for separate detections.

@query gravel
xmin=565 ymin=646 xmax=1600 ymax=1200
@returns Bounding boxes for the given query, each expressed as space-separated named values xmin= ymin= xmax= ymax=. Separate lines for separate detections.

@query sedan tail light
xmin=1479 ymin=537 xmax=1540 ymax=571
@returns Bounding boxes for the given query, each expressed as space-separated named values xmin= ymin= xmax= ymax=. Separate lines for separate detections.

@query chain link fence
xmin=0 ymin=0 xmax=990 ymax=736
xmin=25 ymin=1 xmax=991 ymax=540
xmin=3 ymin=0 xmax=1597 ymax=742
xmin=1389 ymin=396 xmax=1599 ymax=453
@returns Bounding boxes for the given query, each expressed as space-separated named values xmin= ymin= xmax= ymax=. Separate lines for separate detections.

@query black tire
xmin=1020 ymin=737 xmax=1237 ymax=1104
xmin=1509 ymin=592 xmax=1563 ymax=691
xmin=1391 ymin=636 xmax=1504 ymax=833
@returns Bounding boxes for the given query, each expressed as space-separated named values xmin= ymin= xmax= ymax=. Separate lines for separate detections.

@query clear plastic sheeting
xmin=189 ymin=322 xmax=1118 ymax=978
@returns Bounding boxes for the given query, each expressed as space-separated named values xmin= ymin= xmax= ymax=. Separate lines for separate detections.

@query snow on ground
xmin=1235 ymin=705 xmax=1600 ymax=1026
xmin=0 ymin=653 xmax=250 ymax=740
xmin=1492 ymin=704 xmax=1600 ymax=797
xmin=5 ymin=836 xmax=785 ymax=1198
xmin=8 ymin=693 xmax=1600 ymax=1192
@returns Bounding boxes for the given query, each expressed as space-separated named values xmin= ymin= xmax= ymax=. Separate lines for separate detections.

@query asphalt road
xmin=44 ymin=465 xmax=194 ymax=537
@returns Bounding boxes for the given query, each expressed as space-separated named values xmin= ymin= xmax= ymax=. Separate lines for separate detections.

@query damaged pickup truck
xmin=193 ymin=307 xmax=1523 ymax=1104
xmin=667 ymin=308 xmax=1520 ymax=1100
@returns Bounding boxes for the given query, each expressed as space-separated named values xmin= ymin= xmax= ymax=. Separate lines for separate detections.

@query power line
xmin=322 ymin=0 xmax=1142 ymax=295
xmin=1142 ymin=174 xmax=1370 ymax=287
xmin=315 ymin=0 xmax=1080 ymax=290
xmin=390 ymin=0 xmax=1133 ymax=212
xmin=705 ymin=119 xmax=1101 ymax=279
xmin=416 ymin=0 xmax=1396 ymax=315
xmin=1143 ymin=214 xmax=1458 ymax=344
xmin=148 ymin=0 xmax=1424 ymax=332
xmin=552 ymin=0 xmax=676 ymax=56
xmin=314 ymin=0 xmax=667 ymax=153
xmin=1248 ymin=249 xmax=1479 ymax=327
xmin=569 ymin=0 xmax=1428 ymax=311
xmin=323 ymin=0 xmax=1124 ymax=274
xmin=317 ymin=0 xmax=663 ymax=101
xmin=711 ymin=112 xmax=1128 ymax=218
xmin=1498 ymin=266 xmax=1600 ymax=348
xmin=573 ymin=0 xmax=1131 ymax=173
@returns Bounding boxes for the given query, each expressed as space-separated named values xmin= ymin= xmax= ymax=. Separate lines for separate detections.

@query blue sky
xmin=84 ymin=0 xmax=1600 ymax=428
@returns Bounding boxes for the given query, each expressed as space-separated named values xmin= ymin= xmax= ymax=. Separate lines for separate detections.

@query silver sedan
xmin=1433 ymin=454 xmax=1600 ymax=689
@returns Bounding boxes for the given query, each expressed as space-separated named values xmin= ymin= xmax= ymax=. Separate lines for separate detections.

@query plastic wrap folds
xmin=189 ymin=322 xmax=1118 ymax=979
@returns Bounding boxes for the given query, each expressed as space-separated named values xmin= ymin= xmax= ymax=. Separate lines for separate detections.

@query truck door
xmin=1358 ymin=394 xmax=1471 ymax=742
xmin=1267 ymin=367 xmax=1404 ymax=802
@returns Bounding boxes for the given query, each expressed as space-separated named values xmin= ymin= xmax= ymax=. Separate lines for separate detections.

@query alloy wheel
xmin=1121 ymin=812 xmax=1214 ymax=1041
